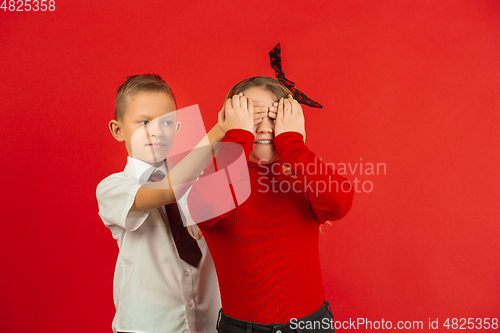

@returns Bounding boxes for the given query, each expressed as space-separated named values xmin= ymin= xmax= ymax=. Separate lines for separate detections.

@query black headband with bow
xmin=269 ymin=43 xmax=323 ymax=108
xmin=228 ymin=43 xmax=323 ymax=108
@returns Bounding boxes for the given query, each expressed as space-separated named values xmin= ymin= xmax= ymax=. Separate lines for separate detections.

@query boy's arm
xmin=130 ymin=124 xmax=225 ymax=211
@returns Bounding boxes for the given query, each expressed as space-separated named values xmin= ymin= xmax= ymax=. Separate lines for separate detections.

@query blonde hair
xmin=115 ymin=74 xmax=176 ymax=121
xmin=226 ymin=76 xmax=292 ymax=101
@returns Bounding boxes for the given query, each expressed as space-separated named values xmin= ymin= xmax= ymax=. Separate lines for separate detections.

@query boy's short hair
xmin=115 ymin=74 xmax=176 ymax=121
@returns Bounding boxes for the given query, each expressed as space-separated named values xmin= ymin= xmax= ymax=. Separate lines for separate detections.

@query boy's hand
xmin=253 ymin=101 xmax=268 ymax=125
xmin=274 ymin=94 xmax=305 ymax=138
xmin=218 ymin=93 xmax=255 ymax=134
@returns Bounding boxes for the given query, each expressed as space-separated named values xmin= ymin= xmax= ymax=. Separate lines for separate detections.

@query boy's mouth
xmin=254 ymin=140 xmax=273 ymax=144
xmin=146 ymin=143 xmax=166 ymax=149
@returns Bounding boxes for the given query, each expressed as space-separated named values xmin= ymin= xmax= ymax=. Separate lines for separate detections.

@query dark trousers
xmin=217 ymin=301 xmax=335 ymax=333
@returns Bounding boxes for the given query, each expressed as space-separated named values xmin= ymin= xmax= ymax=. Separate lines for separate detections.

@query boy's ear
xmin=109 ymin=120 xmax=125 ymax=142
xmin=175 ymin=121 xmax=181 ymax=136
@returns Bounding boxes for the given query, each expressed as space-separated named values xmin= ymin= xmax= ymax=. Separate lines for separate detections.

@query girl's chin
xmin=249 ymin=153 xmax=280 ymax=164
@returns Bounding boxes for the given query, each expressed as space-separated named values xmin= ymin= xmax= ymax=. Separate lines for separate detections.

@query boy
xmin=96 ymin=74 xmax=227 ymax=333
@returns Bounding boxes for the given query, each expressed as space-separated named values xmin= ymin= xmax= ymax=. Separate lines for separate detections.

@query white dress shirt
xmin=96 ymin=156 xmax=220 ymax=333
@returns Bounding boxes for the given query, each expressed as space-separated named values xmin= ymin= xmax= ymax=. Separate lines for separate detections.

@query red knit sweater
xmin=187 ymin=129 xmax=353 ymax=324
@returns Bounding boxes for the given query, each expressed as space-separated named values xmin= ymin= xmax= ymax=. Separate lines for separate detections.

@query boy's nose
xmin=147 ymin=121 xmax=163 ymax=137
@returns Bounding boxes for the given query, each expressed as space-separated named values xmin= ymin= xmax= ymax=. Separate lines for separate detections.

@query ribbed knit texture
xmin=188 ymin=129 xmax=353 ymax=324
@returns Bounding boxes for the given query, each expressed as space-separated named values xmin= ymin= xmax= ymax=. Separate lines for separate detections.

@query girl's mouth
xmin=254 ymin=140 xmax=273 ymax=144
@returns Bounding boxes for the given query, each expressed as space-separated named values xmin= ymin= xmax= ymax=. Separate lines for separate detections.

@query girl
xmin=188 ymin=76 xmax=353 ymax=333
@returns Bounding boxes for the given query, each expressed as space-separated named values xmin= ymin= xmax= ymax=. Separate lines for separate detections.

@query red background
xmin=1 ymin=0 xmax=499 ymax=332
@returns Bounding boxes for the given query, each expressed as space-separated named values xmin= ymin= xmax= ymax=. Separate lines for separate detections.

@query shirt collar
xmin=124 ymin=156 xmax=170 ymax=184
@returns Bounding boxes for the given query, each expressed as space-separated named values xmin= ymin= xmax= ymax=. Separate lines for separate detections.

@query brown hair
xmin=226 ymin=76 xmax=292 ymax=102
xmin=115 ymin=74 xmax=176 ymax=121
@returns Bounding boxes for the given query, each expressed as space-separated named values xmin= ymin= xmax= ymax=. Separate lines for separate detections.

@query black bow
xmin=269 ymin=43 xmax=323 ymax=108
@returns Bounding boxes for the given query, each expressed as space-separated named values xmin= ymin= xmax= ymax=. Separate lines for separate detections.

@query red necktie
xmin=148 ymin=170 xmax=202 ymax=267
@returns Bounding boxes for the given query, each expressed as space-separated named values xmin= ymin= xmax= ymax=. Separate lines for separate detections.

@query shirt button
xmin=188 ymin=301 xmax=193 ymax=307
xmin=184 ymin=270 xmax=189 ymax=277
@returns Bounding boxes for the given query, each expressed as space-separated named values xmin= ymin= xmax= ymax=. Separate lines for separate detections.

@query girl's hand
xmin=218 ymin=93 xmax=255 ymax=134
xmin=267 ymin=102 xmax=278 ymax=121
xmin=274 ymin=94 xmax=305 ymax=139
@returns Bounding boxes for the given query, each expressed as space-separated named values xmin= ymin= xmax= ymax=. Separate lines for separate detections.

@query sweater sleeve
xmin=187 ymin=129 xmax=254 ymax=231
xmin=274 ymin=131 xmax=354 ymax=223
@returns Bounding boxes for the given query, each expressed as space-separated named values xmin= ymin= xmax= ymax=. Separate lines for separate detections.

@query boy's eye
xmin=163 ymin=120 xmax=172 ymax=125
xmin=139 ymin=120 xmax=149 ymax=125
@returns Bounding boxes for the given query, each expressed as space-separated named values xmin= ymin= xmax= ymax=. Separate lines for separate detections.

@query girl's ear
xmin=109 ymin=120 xmax=125 ymax=142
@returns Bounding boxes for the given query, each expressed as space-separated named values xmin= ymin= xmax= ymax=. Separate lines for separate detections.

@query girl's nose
xmin=256 ymin=117 xmax=274 ymax=133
